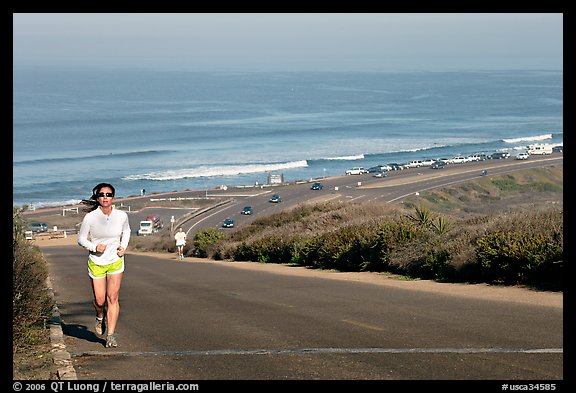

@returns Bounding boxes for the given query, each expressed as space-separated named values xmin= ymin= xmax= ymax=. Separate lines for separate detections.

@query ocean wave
xmin=502 ymin=134 xmax=552 ymax=144
xmin=27 ymin=199 xmax=83 ymax=209
xmin=396 ymin=144 xmax=449 ymax=153
xmin=320 ymin=154 xmax=365 ymax=161
xmin=123 ymin=160 xmax=309 ymax=181
xmin=13 ymin=149 xmax=175 ymax=166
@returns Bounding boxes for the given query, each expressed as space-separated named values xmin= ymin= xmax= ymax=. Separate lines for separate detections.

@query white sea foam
xmin=30 ymin=199 xmax=83 ymax=209
xmin=123 ymin=160 xmax=309 ymax=181
xmin=502 ymin=134 xmax=552 ymax=143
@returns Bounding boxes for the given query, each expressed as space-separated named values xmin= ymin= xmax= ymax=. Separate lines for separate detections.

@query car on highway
xmin=430 ymin=161 xmax=447 ymax=169
xmin=345 ymin=167 xmax=368 ymax=175
xmin=373 ymin=171 xmax=388 ymax=178
xmin=241 ymin=206 xmax=253 ymax=215
xmin=310 ymin=182 xmax=323 ymax=190
xmin=222 ymin=218 xmax=235 ymax=228
xmin=515 ymin=152 xmax=530 ymax=160
xmin=28 ymin=222 xmax=48 ymax=233
xmin=269 ymin=194 xmax=282 ymax=203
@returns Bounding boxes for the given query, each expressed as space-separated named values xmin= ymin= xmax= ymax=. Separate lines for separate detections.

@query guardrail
xmin=28 ymin=228 xmax=78 ymax=241
xmin=172 ymin=198 xmax=234 ymax=232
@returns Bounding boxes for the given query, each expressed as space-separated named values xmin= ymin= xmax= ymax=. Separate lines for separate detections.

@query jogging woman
xmin=78 ymin=183 xmax=131 ymax=348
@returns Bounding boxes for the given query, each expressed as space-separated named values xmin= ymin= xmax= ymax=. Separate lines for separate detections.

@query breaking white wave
xmin=502 ymin=134 xmax=552 ymax=143
xmin=29 ymin=199 xmax=83 ymax=209
xmin=123 ymin=160 xmax=309 ymax=181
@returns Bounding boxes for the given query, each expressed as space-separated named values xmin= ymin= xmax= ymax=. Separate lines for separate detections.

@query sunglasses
xmin=97 ymin=192 xmax=114 ymax=198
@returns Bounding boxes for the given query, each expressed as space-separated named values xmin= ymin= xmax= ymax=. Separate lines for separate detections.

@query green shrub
xmin=491 ymin=176 xmax=520 ymax=192
xmin=13 ymin=210 xmax=54 ymax=352
xmin=475 ymin=230 xmax=563 ymax=286
xmin=192 ymin=227 xmax=224 ymax=258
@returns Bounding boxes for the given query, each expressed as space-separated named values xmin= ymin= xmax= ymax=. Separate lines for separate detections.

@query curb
xmin=47 ymin=276 xmax=78 ymax=380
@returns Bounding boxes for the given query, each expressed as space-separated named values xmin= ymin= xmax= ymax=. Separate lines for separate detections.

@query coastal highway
xmin=149 ymin=153 xmax=564 ymax=239
xmin=36 ymin=154 xmax=563 ymax=381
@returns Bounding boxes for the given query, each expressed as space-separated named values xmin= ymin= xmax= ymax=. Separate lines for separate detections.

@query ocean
xmin=13 ymin=68 xmax=563 ymax=208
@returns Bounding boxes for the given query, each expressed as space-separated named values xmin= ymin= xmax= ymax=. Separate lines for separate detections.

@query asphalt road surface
xmin=38 ymin=154 xmax=563 ymax=382
xmin=42 ymin=246 xmax=562 ymax=381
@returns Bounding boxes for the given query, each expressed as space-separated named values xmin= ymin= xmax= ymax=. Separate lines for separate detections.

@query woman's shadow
xmin=61 ymin=321 xmax=107 ymax=347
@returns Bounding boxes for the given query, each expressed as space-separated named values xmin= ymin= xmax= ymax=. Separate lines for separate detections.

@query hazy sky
xmin=13 ymin=13 xmax=563 ymax=71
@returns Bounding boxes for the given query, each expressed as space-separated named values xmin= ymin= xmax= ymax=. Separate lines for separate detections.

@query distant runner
xmin=175 ymin=227 xmax=187 ymax=260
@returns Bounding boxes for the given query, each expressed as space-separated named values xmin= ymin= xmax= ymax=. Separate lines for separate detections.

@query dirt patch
xmin=13 ymin=341 xmax=57 ymax=380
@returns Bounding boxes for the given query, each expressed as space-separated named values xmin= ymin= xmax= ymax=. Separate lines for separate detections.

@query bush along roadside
xmin=13 ymin=208 xmax=54 ymax=354
xmin=199 ymin=203 xmax=562 ymax=291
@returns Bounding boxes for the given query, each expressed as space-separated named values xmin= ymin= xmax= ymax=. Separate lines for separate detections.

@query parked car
xmin=405 ymin=160 xmax=423 ymax=168
xmin=387 ymin=163 xmax=404 ymax=171
xmin=490 ymin=152 xmax=510 ymax=159
xmin=310 ymin=182 xmax=323 ymax=190
xmin=368 ymin=165 xmax=389 ymax=173
xmin=241 ymin=206 xmax=253 ymax=215
xmin=421 ymin=158 xmax=437 ymax=166
xmin=222 ymin=218 xmax=235 ymax=228
xmin=552 ymin=145 xmax=563 ymax=153
xmin=430 ymin=161 xmax=447 ymax=169
xmin=345 ymin=167 xmax=368 ymax=175
xmin=515 ymin=152 xmax=530 ymax=160
xmin=449 ymin=156 xmax=467 ymax=164
xmin=28 ymin=222 xmax=48 ymax=233
xmin=269 ymin=194 xmax=282 ymax=203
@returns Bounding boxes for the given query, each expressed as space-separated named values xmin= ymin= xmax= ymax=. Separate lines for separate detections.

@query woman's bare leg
xmin=105 ymin=273 xmax=123 ymax=335
xmin=91 ymin=277 xmax=107 ymax=319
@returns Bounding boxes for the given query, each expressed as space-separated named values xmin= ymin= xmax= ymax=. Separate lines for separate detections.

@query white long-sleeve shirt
xmin=78 ymin=207 xmax=131 ymax=265
xmin=174 ymin=231 xmax=186 ymax=246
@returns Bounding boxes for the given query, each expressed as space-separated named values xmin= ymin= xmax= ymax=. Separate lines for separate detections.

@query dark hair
xmin=81 ymin=183 xmax=116 ymax=212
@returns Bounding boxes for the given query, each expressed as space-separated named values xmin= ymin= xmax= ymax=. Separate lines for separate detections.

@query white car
xmin=515 ymin=152 xmax=530 ymax=160
xmin=449 ymin=156 xmax=467 ymax=164
xmin=405 ymin=160 xmax=423 ymax=168
xmin=345 ymin=167 xmax=368 ymax=175
xmin=421 ymin=158 xmax=437 ymax=166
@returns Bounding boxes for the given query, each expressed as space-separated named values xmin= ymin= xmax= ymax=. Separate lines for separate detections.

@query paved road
xmin=38 ymin=155 xmax=563 ymax=380
xmin=41 ymin=246 xmax=562 ymax=381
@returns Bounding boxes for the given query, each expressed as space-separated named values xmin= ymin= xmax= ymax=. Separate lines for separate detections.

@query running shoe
xmin=105 ymin=334 xmax=117 ymax=348
xmin=95 ymin=317 xmax=104 ymax=335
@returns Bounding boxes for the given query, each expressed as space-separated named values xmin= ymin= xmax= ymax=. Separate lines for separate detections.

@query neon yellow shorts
xmin=88 ymin=257 xmax=124 ymax=279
